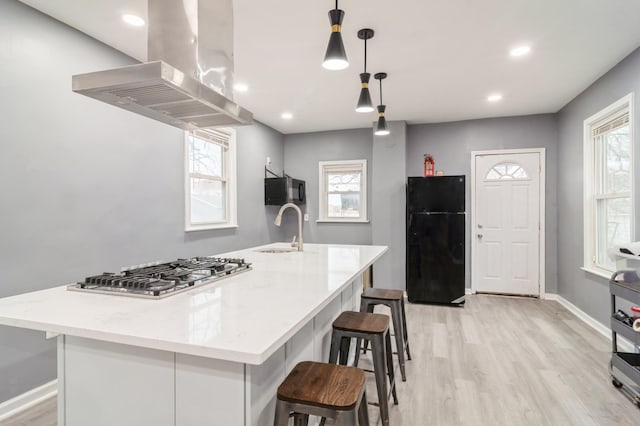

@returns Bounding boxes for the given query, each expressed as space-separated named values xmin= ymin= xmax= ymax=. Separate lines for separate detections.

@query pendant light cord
xmin=379 ymin=78 xmax=383 ymax=104
xmin=364 ymin=39 xmax=367 ymax=73
xmin=335 ymin=0 xmax=338 ymax=10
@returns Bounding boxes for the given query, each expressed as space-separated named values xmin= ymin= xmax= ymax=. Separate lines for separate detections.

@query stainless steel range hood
xmin=72 ymin=0 xmax=252 ymax=130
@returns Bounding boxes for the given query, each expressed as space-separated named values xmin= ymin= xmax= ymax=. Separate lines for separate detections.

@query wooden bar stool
xmin=360 ymin=288 xmax=412 ymax=381
xmin=274 ymin=361 xmax=370 ymax=426
xmin=329 ymin=311 xmax=398 ymax=426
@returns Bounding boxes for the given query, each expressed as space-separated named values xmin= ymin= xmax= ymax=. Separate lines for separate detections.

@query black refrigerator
xmin=406 ymin=176 xmax=466 ymax=305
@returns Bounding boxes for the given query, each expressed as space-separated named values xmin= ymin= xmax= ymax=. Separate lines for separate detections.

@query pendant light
xmin=374 ymin=72 xmax=390 ymax=136
xmin=355 ymin=29 xmax=375 ymax=113
xmin=322 ymin=0 xmax=348 ymax=70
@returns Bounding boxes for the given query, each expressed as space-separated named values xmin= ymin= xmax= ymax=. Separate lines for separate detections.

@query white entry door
xmin=473 ymin=151 xmax=542 ymax=296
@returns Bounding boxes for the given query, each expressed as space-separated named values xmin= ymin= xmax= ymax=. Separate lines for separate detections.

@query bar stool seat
xmin=360 ymin=288 xmax=412 ymax=381
xmin=329 ymin=311 xmax=397 ymax=426
xmin=333 ymin=310 xmax=389 ymax=334
xmin=274 ymin=361 xmax=369 ymax=426
xmin=363 ymin=288 xmax=404 ymax=301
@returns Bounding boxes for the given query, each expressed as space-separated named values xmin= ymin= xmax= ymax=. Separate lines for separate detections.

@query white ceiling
xmin=19 ymin=0 xmax=640 ymax=134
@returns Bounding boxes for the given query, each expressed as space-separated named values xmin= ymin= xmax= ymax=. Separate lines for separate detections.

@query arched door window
xmin=485 ymin=162 xmax=529 ymax=180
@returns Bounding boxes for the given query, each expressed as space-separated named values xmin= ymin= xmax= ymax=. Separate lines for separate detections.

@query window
xmin=185 ymin=128 xmax=237 ymax=231
xmin=584 ymin=93 xmax=634 ymax=274
xmin=318 ymin=160 xmax=368 ymax=222
xmin=485 ymin=162 xmax=529 ymax=180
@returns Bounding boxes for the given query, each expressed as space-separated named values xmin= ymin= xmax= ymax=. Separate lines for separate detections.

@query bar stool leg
xmin=358 ymin=390 xmax=370 ymax=425
xmin=293 ymin=413 xmax=309 ymax=426
xmin=330 ymin=332 xmax=354 ymax=367
xmin=274 ymin=400 xmax=292 ymax=426
xmin=335 ymin=409 xmax=358 ymax=426
xmin=354 ymin=337 xmax=362 ymax=366
xmin=329 ymin=331 xmax=343 ymax=364
xmin=339 ymin=336 xmax=351 ymax=365
xmin=370 ymin=333 xmax=390 ymax=426
xmin=385 ymin=330 xmax=398 ymax=405
xmin=390 ymin=300 xmax=407 ymax=381
xmin=401 ymin=298 xmax=411 ymax=360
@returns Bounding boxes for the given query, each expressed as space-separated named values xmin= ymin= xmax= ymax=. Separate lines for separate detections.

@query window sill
xmin=316 ymin=219 xmax=370 ymax=224
xmin=185 ymin=224 xmax=238 ymax=232
xmin=580 ymin=266 xmax=614 ymax=280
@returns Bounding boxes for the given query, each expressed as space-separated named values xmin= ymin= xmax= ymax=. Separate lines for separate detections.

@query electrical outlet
xmin=304 ymin=213 xmax=309 ymax=222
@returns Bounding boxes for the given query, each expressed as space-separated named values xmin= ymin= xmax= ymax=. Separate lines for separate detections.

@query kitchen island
xmin=0 ymin=243 xmax=387 ymax=426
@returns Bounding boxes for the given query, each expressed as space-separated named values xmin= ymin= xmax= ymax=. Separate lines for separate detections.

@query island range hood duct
xmin=72 ymin=0 xmax=252 ymax=130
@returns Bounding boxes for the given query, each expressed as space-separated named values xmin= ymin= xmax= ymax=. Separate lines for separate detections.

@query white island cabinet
xmin=0 ymin=243 xmax=387 ymax=426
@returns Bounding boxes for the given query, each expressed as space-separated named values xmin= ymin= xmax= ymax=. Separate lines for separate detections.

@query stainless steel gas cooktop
xmin=67 ymin=257 xmax=251 ymax=299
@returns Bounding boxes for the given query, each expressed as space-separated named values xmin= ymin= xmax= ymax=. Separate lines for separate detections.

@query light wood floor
xmin=2 ymin=295 xmax=639 ymax=425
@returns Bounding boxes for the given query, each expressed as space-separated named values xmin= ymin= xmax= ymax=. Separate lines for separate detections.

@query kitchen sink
xmin=254 ymin=248 xmax=298 ymax=253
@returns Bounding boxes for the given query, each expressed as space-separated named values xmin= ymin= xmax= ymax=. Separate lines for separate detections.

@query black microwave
xmin=264 ymin=177 xmax=306 ymax=205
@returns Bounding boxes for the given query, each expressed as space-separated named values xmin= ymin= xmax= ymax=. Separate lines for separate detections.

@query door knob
xmin=478 ymin=224 xmax=483 ymax=229
xmin=477 ymin=233 xmax=483 ymax=238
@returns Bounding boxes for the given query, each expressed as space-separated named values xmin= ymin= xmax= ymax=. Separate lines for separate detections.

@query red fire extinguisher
xmin=424 ymin=154 xmax=435 ymax=177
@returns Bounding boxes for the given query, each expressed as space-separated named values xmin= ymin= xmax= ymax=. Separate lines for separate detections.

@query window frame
xmin=184 ymin=128 xmax=238 ymax=232
xmin=317 ymin=159 xmax=369 ymax=223
xmin=583 ymin=93 xmax=635 ymax=277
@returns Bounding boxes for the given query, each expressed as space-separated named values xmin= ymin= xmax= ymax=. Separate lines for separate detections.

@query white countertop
xmin=0 ymin=243 xmax=387 ymax=364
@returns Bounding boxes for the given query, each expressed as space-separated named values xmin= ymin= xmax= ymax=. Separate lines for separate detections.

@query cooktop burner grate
xmin=68 ymin=257 xmax=251 ymax=298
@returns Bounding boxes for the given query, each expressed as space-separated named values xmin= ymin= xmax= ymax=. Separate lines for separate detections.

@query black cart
xmin=609 ymin=270 xmax=640 ymax=407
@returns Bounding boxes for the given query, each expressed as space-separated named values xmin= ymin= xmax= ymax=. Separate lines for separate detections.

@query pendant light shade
xmin=374 ymin=72 xmax=390 ymax=136
xmin=355 ymin=29 xmax=375 ymax=112
xmin=356 ymin=73 xmax=374 ymax=112
xmin=322 ymin=2 xmax=348 ymax=70
xmin=375 ymin=105 xmax=390 ymax=136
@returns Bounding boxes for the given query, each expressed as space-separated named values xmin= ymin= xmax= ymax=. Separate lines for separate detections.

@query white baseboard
xmin=546 ymin=293 xmax=635 ymax=353
xmin=545 ymin=293 xmax=611 ymax=338
xmin=0 ymin=380 xmax=57 ymax=421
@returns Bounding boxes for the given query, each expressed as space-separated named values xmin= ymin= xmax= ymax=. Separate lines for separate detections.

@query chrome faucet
xmin=274 ymin=203 xmax=304 ymax=251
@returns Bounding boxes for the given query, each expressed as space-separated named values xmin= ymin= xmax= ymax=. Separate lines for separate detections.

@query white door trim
xmin=470 ymin=148 xmax=546 ymax=297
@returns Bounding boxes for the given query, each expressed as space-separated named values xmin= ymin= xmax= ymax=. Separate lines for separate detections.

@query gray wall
xmin=407 ymin=114 xmax=559 ymax=293
xmin=282 ymin=128 xmax=373 ymax=245
xmin=557 ymin=47 xmax=640 ymax=325
xmin=371 ymin=122 xmax=407 ymax=290
xmin=0 ymin=0 xmax=284 ymax=402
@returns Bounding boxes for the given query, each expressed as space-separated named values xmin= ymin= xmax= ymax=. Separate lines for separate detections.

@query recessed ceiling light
xmin=487 ymin=94 xmax=503 ymax=102
xmin=510 ymin=45 xmax=531 ymax=57
xmin=281 ymin=112 xmax=293 ymax=120
xmin=234 ymin=83 xmax=249 ymax=93
xmin=122 ymin=14 xmax=145 ymax=27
